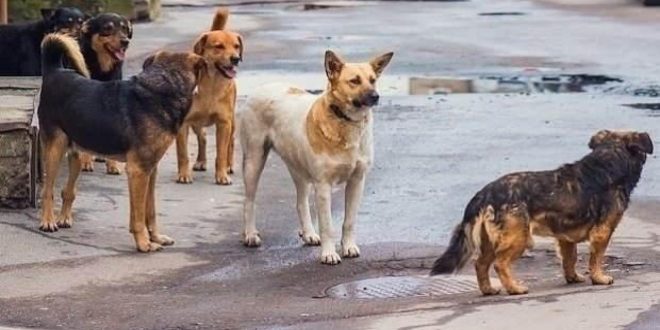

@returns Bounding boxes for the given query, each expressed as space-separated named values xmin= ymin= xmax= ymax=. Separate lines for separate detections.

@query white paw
xmin=298 ymin=230 xmax=321 ymax=246
xmin=243 ymin=231 xmax=262 ymax=247
xmin=341 ymin=242 xmax=360 ymax=258
xmin=321 ymin=250 xmax=342 ymax=265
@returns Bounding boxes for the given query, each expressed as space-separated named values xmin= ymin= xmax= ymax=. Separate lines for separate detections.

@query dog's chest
xmin=318 ymin=151 xmax=370 ymax=184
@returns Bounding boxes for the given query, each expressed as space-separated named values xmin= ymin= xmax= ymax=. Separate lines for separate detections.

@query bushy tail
xmin=430 ymin=205 xmax=494 ymax=275
xmin=41 ymin=33 xmax=90 ymax=78
xmin=211 ymin=8 xmax=229 ymax=31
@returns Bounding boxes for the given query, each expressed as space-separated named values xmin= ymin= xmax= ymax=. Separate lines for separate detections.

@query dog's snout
xmin=230 ymin=56 xmax=240 ymax=65
xmin=120 ymin=38 xmax=130 ymax=48
xmin=365 ymin=90 xmax=379 ymax=106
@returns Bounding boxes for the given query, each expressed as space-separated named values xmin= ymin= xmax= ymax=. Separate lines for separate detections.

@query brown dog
xmin=430 ymin=130 xmax=653 ymax=295
xmin=176 ymin=8 xmax=242 ymax=185
xmin=38 ymin=34 xmax=205 ymax=252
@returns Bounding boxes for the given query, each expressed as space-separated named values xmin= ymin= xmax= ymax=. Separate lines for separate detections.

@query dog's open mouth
xmin=215 ymin=63 xmax=237 ymax=79
xmin=105 ymin=44 xmax=127 ymax=61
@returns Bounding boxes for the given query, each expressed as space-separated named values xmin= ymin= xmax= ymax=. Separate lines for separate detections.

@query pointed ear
xmin=369 ymin=52 xmax=394 ymax=77
xmin=41 ymin=8 xmax=55 ymax=21
xmin=588 ymin=130 xmax=611 ymax=150
xmin=628 ymin=132 xmax=654 ymax=154
xmin=193 ymin=34 xmax=208 ymax=55
xmin=142 ymin=53 xmax=156 ymax=70
xmin=237 ymin=34 xmax=244 ymax=61
xmin=324 ymin=50 xmax=344 ymax=81
xmin=127 ymin=20 xmax=133 ymax=39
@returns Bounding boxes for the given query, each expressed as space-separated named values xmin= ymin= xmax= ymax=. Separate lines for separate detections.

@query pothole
xmin=326 ymin=275 xmax=482 ymax=299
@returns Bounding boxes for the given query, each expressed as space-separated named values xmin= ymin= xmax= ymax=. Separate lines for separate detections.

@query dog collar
xmin=330 ymin=104 xmax=356 ymax=122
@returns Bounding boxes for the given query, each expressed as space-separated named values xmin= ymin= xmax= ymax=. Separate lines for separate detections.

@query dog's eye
xmin=349 ymin=77 xmax=361 ymax=85
xmin=369 ymin=77 xmax=376 ymax=84
xmin=216 ymin=44 xmax=226 ymax=50
xmin=234 ymin=44 xmax=240 ymax=49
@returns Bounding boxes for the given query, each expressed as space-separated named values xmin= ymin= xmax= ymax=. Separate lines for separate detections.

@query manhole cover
xmin=326 ymin=275 xmax=481 ymax=299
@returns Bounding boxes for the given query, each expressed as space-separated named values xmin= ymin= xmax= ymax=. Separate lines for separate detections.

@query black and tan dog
xmin=0 ymin=7 xmax=86 ymax=76
xmin=38 ymin=33 xmax=205 ymax=252
xmin=431 ymin=130 xmax=653 ymax=295
xmin=77 ymin=13 xmax=133 ymax=174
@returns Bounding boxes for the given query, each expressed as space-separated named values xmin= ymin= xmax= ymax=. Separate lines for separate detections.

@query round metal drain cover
xmin=326 ymin=275 xmax=479 ymax=299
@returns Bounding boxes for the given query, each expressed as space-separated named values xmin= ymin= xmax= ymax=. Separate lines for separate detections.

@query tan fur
xmin=42 ymin=34 xmax=89 ymax=78
xmin=240 ymin=50 xmax=393 ymax=264
xmin=176 ymin=9 xmax=242 ymax=185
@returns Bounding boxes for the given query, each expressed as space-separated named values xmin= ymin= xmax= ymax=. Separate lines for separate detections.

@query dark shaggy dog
xmin=430 ymin=130 xmax=653 ymax=295
xmin=0 ymin=7 xmax=86 ymax=76
xmin=38 ymin=33 xmax=205 ymax=252
xmin=77 ymin=13 xmax=133 ymax=174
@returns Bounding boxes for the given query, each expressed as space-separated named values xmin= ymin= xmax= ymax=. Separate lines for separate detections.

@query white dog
xmin=239 ymin=50 xmax=394 ymax=264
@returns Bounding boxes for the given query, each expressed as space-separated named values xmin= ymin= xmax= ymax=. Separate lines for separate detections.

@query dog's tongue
xmin=113 ymin=49 xmax=126 ymax=61
xmin=223 ymin=66 xmax=237 ymax=79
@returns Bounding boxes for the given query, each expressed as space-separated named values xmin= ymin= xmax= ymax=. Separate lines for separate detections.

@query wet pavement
xmin=2 ymin=0 xmax=660 ymax=329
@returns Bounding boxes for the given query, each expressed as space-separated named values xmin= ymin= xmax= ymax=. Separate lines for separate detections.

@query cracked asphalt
xmin=1 ymin=0 xmax=660 ymax=329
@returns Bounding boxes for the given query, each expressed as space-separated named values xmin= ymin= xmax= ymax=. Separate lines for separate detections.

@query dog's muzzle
xmin=355 ymin=91 xmax=380 ymax=108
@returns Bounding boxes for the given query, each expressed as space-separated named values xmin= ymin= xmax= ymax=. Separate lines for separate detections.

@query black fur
xmin=0 ymin=7 xmax=85 ymax=76
xmin=431 ymin=131 xmax=652 ymax=275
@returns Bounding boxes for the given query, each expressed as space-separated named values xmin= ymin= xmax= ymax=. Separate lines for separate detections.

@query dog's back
xmin=0 ymin=22 xmax=45 ymax=75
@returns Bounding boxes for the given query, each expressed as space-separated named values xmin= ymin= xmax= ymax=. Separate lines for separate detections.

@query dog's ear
xmin=193 ymin=34 xmax=208 ymax=55
xmin=191 ymin=54 xmax=208 ymax=82
xmin=369 ymin=52 xmax=394 ymax=77
xmin=211 ymin=8 xmax=229 ymax=31
xmin=126 ymin=20 xmax=133 ymax=39
xmin=142 ymin=54 xmax=156 ymax=70
xmin=41 ymin=8 xmax=55 ymax=21
xmin=628 ymin=132 xmax=654 ymax=155
xmin=588 ymin=130 xmax=611 ymax=150
xmin=483 ymin=205 xmax=495 ymax=222
xmin=324 ymin=50 xmax=344 ymax=81
xmin=237 ymin=34 xmax=244 ymax=62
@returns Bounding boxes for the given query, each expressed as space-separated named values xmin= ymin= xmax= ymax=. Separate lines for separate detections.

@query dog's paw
xmin=136 ymin=242 xmax=163 ymax=253
xmin=243 ymin=231 xmax=262 ymax=247
xmin=106 ymin=164 xmax=122 ymax=175
xmin=39 ymin=220 xmax=59 ymax=232
xmin=176 ymin=173 xmax=193 ymax=184
xmin=81 ymin=161 xmax=94 ymax=172
xmin=505 ymin=284 xmax=529 ymax=295
xmin=193 ymin=161 xmax=207 ymax=172
xmin=480 ymin=287 xmax=501 ymax=296
xmin=321 ymin=250 xmax=342 ymax=265
xmin=341 ymin=242 xmax=360 ymax=258
xmin=151 ymin=234 xmax=175 ymax=246
xmin=56 ymin=214 xmax=73 ymax=229
xmin=216 ymin=174 xmax=232 ymax=185
xmin=565 ymin=273 xmax=586 ymax=284
xmin=591 ymin=274 xmax=614 ymax=285
xmin=298 ymin=230 xmax=321 ymax=246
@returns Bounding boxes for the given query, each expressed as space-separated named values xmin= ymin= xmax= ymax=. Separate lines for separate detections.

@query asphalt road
xmin=1 ymin=0 xmax=660 ymax=329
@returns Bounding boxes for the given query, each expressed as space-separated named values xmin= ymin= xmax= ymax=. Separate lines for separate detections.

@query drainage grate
xmin=326 ymin=275 xmax=479 ymax=299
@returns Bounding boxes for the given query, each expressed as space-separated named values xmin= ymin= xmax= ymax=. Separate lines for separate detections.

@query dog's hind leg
xmin=79 ymin=152 xmax=94 ymax=172
xmin=192 ymin=126 xmax=207 ymax=172
xmin=56 ymin=151 xmax=82 ymax=228
xmin=588 ymin=213 xmax=622 ymax=285
xmin=241 ymin=137 xmax=270 ymax=247
xmin=126 ymin=160 xmax=161 ymax=252
xmin=492 ymin=205 xmax=530 ymax=295
xmin=105 ymin=160 xmax=122 ymax=175
xmin=39 ymin=131 xmax=68 ymax=232
xmin=176 ymin=125 xmax=193 ymax=184
xmin=557 ymin=240 xmax=585 ymax=284
xmin=341 ymin=164 xmax=367 ymax=258
xmin=228 ymin=119 xmax=235 ymax=174
xmin=146 ymin=167 xmax=174 ymax=246
xmin=315 ymin=183 xmax=341 ymax=265
xmin=293 ymin=175 xmax=319 ymax=246
xmin=474 ymin=224 xmax=500 ymax=295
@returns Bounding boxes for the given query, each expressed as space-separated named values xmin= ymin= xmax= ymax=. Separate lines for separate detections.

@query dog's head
xmin=589 ymin=130 xmax=654 ymax=156
xmin=324 ymin=50 xmax=394 ymax=120
xmin=142 ymin=51 xmax=208 ymax=95
xmin=83 ymin=13 xmax=132 ymax=69
xmin=41 ymin=7 xmax=87 ymax=37
xmin=193 ymin=9 xmax=243 ymax=80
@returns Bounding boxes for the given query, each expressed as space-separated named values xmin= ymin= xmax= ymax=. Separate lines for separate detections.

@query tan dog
xmin=240 ymin=50 xmax=393 ymax=264
xmin=176 ymin=8 xmax=242 ymax=185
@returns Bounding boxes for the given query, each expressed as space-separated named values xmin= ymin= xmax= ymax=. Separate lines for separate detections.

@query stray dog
xmin=77 ymin=13 xmax=133 ymax=174
xmin=240 ymin=50 xmax=393 ymax=264
xmin=38 ymin=33 xmax=205 ymax=252
xmin=176 ymin=8 xmax=241 ymax=185
xmin=0 ymin=7 xmax=86 ymax=76
xmin=430 ymin=130 xmax=653 ymax=295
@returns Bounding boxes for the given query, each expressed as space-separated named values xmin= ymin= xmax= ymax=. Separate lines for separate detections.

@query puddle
xmin=326 ymin=275 xmax=483 ymax=299
xmin=624 ymin=103 xmax=660 ymax=110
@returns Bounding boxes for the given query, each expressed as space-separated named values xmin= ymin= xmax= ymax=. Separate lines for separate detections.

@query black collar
xmin=330 ymin=104 xmax=356 ymax=122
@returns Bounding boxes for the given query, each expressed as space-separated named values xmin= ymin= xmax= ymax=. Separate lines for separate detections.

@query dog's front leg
xmin=192 ymin=126 xmax=207 ymax=172
xmin=176 ymin=125 xmax=193 ymax=184
xmin=215 ymin=118 xmax=233 ymax=185
xmin=126 ymin=161 xmax=160 ymax=252
xmin=146 ymin=167 xmax=174 ymax=247
xmin=57 ymin=151 xmax=82 ymax=228
xmin=315 ymin=183 xmax=341 ymax=264
xmin=341 ymin=168 xmax=366 ymax=258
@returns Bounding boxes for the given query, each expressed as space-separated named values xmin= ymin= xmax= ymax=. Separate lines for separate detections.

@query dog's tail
xmin=430 ymin=202 xmax=494 ymax=276
xmin=41 ymin=33 xmax=90 ymax=78
xmin=211 ymin=8 xmax=229 ymax=31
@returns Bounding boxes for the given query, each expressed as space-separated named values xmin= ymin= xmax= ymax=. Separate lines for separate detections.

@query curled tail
xmin=41 ymin=33 xmax=90 ymax=78
xmin=211 ymin=8 xmax=229 ymax=31
xmin=430 ymin=205 xmax=494 ymax=275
